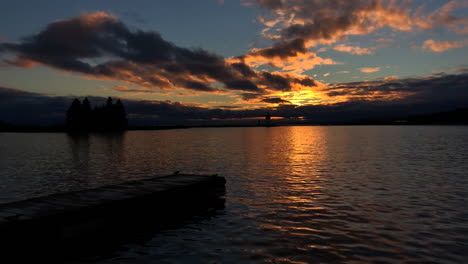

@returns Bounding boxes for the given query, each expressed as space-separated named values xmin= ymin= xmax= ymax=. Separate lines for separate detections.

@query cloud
xmin=333 ymin=44 xmax=374 ymax=55
xmin=376 ymin=38 xmax=395 ymax=43
xmin=239 ymin=92 xmax=263 ymax=101
xmin=422 ymin=39 xmax=468 ymax=52
xmin=360 ymin=67 xmax=381 ymax=73
xmin=325 ymin=73 xmax=468 ymax=106
xmin=113 ymin=85 xmax=162 ymax=94
xmin=384 ymin=76 xmax=399 ymax=81
xmin=241 ymin=0 xmax=468 ymax=72
xmin=238 ymin=46 xmax=336 ymax=74
xmin=452 ymin=68 xmax=468 ymax=72
xmin=3 ymin=57 xmax=37 ymax=68
xmin=261 ymin=97 xmax=292 ymax=104
xmin=0 ymin=86 xmax=71 ymax=125
xmin=0 ymin=12 xmax=317 ymax=97
xmin=254 ymin=0 xmax=420 ymax=44
xmin=424 ymin=0 xmax=468 ymax=34
xmin=257 ymin=71 xmax=318 ymax=91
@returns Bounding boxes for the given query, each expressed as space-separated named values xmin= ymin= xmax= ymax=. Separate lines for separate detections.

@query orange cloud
xmin=360 ymin=67 xmax=381 ymax=73
xmin=423 ymin=0 xmax=468 ymax=34
xmin=254 ymin=0 xmax=466 ymax=45
xmin=333 ymin=44 xmax=375 ymax=55
xmin=243 ymin=44 xmax=334 ymax=75
xmin=243 ymin=0 xmax=468 ymax=76
xmin=384 ymin=76 xmax=399 ymax=81
xmin=240 ymin=46 xmax=337 ymax=74
xmin=452 ymin=68 xmax=468 ymax=72
xmin=422 ymin=39 xmax=468 ymax=52
xmin=112 ymin=84 xmax=164 ymax=95
xmin=77 ymin=11 xmax=117 ymax=24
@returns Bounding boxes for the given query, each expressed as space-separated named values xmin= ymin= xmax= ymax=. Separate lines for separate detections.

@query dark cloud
xmin=225 ymin=80 xmax=259 ymax=91
xmin=213 ymin=105 xmax=244 ymax=109
xmin=326 ymin=73 xmax=468 ymax=106
xmin=0 ymin=12 xmax=317 ymax=94
xmin=231 ymin=62 xmax=257 ymax=77
xmin=0 ymin=87 xmax=71 ymax=125
xmin=183 ymin=80 xmax=217 ymax=92
xmin=259 ymin=71 xmax=291 ymax=91
xmin=261 ymin=97 xmax=291 ymax=104
xmin=255 ymin=71 xmax=317 ymax=91
xmin=294 ymin=76 xmax=316 ymax=87
xmin=240 ymin=92 xmax=263 ymax=101
xmin=249 ymin=38 xmax=308 ymax=59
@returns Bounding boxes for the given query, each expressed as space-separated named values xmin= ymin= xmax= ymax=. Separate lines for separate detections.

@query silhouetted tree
xmin=115 ymin=99 xmax=128 ymax=130
xmin=81 ymin=97 xmax=92 ymax=130
xmin=106 ymin=97 xmax=113 ymax=108
xmin=65 ymin=97 xmax=128 ymax=132
xmin=66 ymin=99 xmax=82 ymax=131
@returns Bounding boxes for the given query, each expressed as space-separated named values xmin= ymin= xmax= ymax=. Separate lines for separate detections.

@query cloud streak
xmin=333 ymin=44 xmax=374 ymax=55
xmin=422 ymin=39 xmax=468 ymax=52
xmin=325 ymin=73 xmax=468 ymax=104
xmin=360 ymin=67 xmax=381 ymax=73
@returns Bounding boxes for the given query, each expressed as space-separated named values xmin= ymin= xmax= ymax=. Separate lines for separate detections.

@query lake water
xmin=1 ymin=126 xmax=468 ymax=263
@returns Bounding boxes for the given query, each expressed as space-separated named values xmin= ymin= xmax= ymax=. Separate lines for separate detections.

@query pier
xmin=0 ymin=173 xmax=226 ymax=260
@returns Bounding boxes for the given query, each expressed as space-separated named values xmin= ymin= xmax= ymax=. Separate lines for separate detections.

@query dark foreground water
xmin=1 ymin=126 xmax=468 ymax=263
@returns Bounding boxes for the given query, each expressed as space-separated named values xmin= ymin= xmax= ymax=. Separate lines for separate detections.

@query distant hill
xmin=309 ymin=107 xmax=468 ymax=125
xmin=394 ymin=108 xmax=468 ymax=125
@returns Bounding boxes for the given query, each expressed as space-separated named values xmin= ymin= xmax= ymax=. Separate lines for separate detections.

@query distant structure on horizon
xmin=257 ymin=112 xmax=274 ymax=126
xmin=66 ymin=97 xmax=127 ymax=132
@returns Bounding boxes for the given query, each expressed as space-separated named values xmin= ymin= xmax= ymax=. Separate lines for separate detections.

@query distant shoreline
xmin=2 ymin=107 xmax=467 ymax=133
xmin=1 ymin=122 xmax=468 ymax=133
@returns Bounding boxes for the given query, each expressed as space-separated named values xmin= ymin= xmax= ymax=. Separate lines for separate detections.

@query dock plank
xmin=0 ymin=173 xmax=225 ymax=239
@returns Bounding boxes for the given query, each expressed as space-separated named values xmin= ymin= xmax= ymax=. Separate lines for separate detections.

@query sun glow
xmin=268 ymin=83 xmax=339 ymax=106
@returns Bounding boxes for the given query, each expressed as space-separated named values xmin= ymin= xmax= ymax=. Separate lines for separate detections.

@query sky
xmin=0 ymin=0 xmax=467 ymax=125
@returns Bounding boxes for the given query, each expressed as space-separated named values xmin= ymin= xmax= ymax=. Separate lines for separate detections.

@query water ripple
xmin=1 ymin=126 xmax=468 ymax=263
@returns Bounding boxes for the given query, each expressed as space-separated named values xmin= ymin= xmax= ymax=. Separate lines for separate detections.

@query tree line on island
xmin=66 ymin=97 xmax=127 ymax=132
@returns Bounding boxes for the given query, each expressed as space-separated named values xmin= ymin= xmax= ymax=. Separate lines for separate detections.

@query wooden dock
xmin=0 ymin=173 xmax=226 ymax=260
